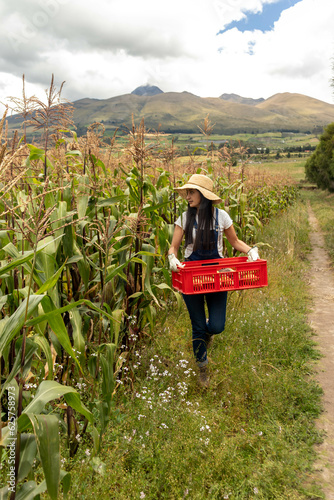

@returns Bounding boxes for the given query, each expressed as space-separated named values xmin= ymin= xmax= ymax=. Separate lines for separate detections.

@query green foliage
xmin=305 ymin=122 xmax=334 ymax=191
xmin=249 ymin=185 xmax=299 ymax=225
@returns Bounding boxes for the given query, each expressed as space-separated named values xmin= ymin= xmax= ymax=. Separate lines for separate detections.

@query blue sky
xmin=220 ymin=0 xmax=303 ymax=33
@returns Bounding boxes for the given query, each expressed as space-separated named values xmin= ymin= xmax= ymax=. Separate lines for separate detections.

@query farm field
xmin=113 ymin=130 xmax=319 ymax=158
xmin=171 ymin=131 xmax=319 ymax=148
xmin=1 ymin=97 xmax=333 ymax=499
xmin=250 ymin=159 xmax=306 ymax=183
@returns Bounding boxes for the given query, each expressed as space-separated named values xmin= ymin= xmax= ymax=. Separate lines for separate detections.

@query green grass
xmin=67 ymin=197 xmax=324 ymax=499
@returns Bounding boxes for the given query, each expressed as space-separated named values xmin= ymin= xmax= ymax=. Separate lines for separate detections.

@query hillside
xmin=257 ymin=92 xmax=334 ymax=122
xmin=6 ymin=90 xmax=334 ymax=136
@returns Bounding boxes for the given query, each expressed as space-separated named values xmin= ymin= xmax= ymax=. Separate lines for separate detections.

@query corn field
xmin=0 ymin=90 xmax=298 ymax=499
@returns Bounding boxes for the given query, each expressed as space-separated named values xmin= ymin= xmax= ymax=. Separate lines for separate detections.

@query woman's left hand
xmin=247 ymin=246 xmax=259 ymax=261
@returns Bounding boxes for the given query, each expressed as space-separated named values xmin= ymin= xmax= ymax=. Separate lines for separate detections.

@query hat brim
xmin=175 ymin=183 xmax=222 ymax=204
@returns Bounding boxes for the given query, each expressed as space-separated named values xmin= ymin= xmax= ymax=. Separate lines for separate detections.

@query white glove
xmin=168 ymin=253 xmax=185 ymax=272
xmin=247 ymin=246 xmax=259 ymax=262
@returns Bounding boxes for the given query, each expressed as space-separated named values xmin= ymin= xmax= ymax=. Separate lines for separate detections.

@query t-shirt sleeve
xmin=175 ymin=215 xmax=182 ymax=227
xmin=219 ymin=209 xmax=233 ymax=229
xmin=175 ymin=212 xmax=186 ymax=229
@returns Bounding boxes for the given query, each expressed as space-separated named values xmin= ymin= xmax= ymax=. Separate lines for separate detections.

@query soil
xmin=308 ymin=205 xmax=334 ymax=499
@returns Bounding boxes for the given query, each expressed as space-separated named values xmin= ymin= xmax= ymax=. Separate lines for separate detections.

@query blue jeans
xmin=182 ymin=291 xmax=228 ymax=367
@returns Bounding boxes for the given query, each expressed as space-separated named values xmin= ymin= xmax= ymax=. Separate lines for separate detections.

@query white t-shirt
xmin=175 ymin=208 xmax=233 ymax=258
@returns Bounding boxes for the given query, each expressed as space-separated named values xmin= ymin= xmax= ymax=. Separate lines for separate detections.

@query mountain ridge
xmin=220 ymin=93 xmax=265 ymax=106
xmin=5 ymin=89 xmax=334 ymax=135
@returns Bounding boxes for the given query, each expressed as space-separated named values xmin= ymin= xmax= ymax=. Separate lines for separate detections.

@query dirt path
xmin=308 ymin=205 xmax=334 ymax=499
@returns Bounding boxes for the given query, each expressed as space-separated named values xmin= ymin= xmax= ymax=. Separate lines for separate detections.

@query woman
xmin=168 ymin=174 xmax=259 ymax=388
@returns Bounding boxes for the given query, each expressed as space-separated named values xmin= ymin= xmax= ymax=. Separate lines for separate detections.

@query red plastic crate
xmin=172 ymin=257 xmax=268 ymax=295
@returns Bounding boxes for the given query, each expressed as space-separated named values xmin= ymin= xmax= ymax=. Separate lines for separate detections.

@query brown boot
xmin=198 ymin=366 xmax=210 ymax=388
xmin=206 ymin=334 xmax=213 ymax=350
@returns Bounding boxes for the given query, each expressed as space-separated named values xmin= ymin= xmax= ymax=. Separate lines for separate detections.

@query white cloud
xmin=0 ymin=0 xmax=333 ymax=117
xmin=215 ymin=0 xmax=334 ymax=100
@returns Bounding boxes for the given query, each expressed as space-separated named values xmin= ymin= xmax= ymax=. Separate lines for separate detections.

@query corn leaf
xmin=69 ymin=306 xmax=85 ymax=361
xmin=111 ymin=309 xmax=123 ymax=346
xmin=39 ymin=295 xmax=80 ymax=369
xmin=17 ymin=434 xmax=37 ymax=482
xmin=0 ymin=244 xmax=41 ymax=284
xmin=63 ymin=392 xmax=93 ymax=424
xmin=96 ymin=195 xmax=127 ymax=207
xmin=32 ymin=333 xmax=54 ymax=380
xmin=21 ymin=380 xmax=77 ymax=416
xmin=0 ymin=295 xmax=44 ymax=357
xmin=25 ymin=413 xmax=60 ymax=500
xmin=26 ymin=299 xmax=117 ymax=327
xmin=0 ymin=338 xmax=38 ymax=397
xmin=60 ymin=469 xmax=71 ymax=498
xmin=36 ymin=260 xmax=66 ymax=295
xmin=10 ymin=480 xmax=47 ymax=500
xmin=100 ymin=343 xmax=116 ymax=406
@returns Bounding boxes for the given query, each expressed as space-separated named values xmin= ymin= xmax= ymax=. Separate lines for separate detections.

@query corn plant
xmin=0 ymin=186 xmax=91 ymax=496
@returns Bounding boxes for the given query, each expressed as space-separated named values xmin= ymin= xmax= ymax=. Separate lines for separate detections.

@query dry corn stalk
xmin=0 ymin=107 xmax=28 ymax=188
xmin=0 ymin=107 xmax=8 ymax=166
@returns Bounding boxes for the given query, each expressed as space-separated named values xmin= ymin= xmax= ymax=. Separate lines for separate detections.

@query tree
xmin=305 ymin=122 xmax=334 ymax=191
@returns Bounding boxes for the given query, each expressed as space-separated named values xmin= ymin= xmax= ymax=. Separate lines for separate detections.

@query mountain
xmin=256 ymin=92 xmax=334 ymax=121
xmin=5 ymin=90 xmax=334 ymax=136
xmin=72 ymin=91 xmax=334 ymax=134
xmin=220 ymin=93 xmax=265 ymax=106
xmin=131 ymin=85 xmax=163 ymax=96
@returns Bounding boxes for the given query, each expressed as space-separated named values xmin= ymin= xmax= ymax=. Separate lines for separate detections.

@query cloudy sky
xmin=1 ymin=0 xmax=334 ymax=114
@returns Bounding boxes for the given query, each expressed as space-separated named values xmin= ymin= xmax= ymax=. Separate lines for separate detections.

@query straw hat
xmin=175 ymin=174 xmax=222 ymax=204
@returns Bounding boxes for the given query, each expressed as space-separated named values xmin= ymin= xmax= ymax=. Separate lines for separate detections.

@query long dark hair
xmin=184 ymin=192 xmax=216 ymax=251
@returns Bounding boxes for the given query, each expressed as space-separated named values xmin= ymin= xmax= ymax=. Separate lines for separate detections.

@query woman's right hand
xmin=168 ymin=254 xmax=185 ymax=272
